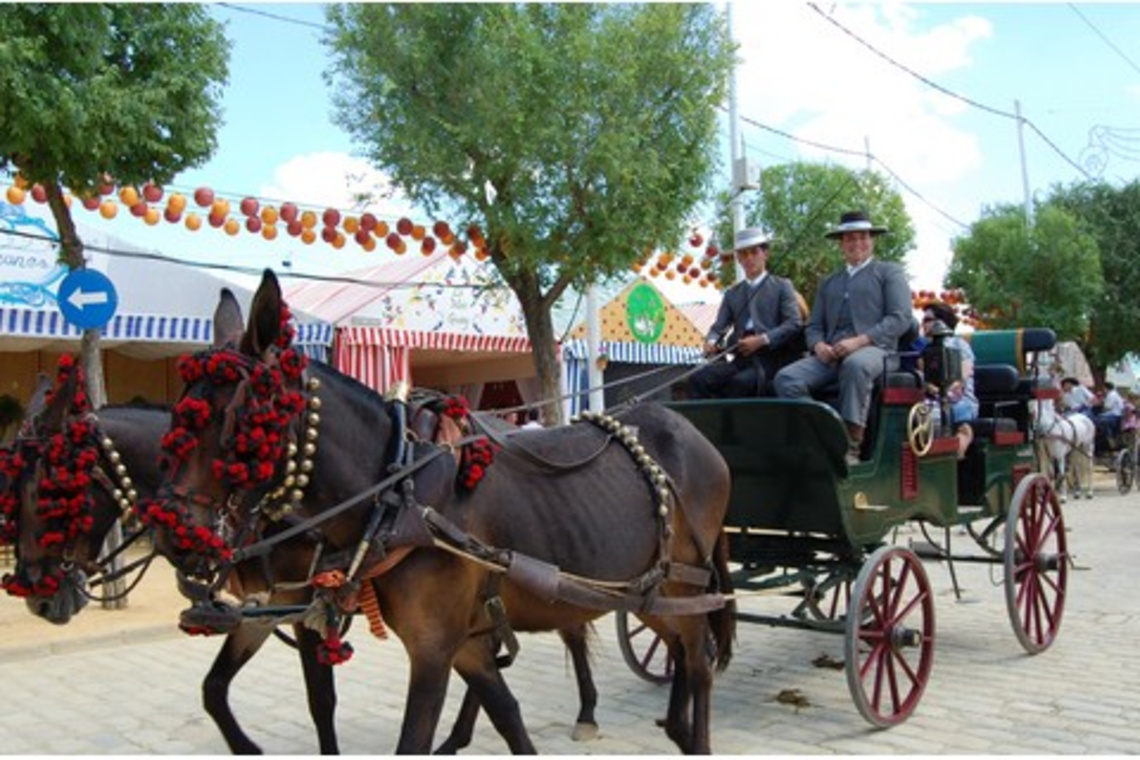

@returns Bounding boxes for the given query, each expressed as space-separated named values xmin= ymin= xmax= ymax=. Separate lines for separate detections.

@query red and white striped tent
xmin=285 ymin=252 xmax=533 ymax=395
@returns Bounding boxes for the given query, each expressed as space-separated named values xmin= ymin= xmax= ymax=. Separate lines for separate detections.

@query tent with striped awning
xmin=0 ymin=202 xmax=333 ymax=407
xmin=284 ymin=251 xmax=534 ymax=397
xmin=560 ymin=278 xmax=709 ymax=416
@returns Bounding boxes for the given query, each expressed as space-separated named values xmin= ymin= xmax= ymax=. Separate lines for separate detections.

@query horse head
xmin=1 ymin=358 xmax=99 ymax=622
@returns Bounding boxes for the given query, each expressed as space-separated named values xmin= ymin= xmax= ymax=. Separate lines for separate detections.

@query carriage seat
xmin=964 ymin=416 xmax=1017 ymax=441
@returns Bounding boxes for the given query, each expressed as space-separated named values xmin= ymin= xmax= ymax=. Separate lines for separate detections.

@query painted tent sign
xmin=0 ymin=202 xmax=66 ymax=307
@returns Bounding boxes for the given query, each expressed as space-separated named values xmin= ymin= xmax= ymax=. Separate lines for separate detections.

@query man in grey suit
xmin=774 ymin=210 xmax=913 ymax=464
xmin=689 ymin=227 xmax=803 ymax=398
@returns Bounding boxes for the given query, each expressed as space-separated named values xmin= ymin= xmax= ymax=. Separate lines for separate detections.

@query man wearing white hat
xmin=689 ymin=227 xmax=803 ymax=398
xmin=774 ymin=210 xmax=913 ymax=465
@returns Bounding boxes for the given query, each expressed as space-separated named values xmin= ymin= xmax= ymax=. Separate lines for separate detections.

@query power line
xmin=0 ymin=227 xmax=499 ymax=292
xmin=1068 ymin=3 xmax=1140 ymax=78
xmin=216 ymin=3 xmax=326 ymax=32
xmin=805 ymin=2 xmax=1091 ymax=180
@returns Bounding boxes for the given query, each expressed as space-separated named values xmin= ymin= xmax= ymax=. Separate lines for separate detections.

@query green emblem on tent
xmin=626 ymin=283 xmax=666 ymax=344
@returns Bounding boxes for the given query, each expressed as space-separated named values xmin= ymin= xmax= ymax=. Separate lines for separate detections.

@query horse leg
xmin=202 ymin=623 xmax=275 ymax=754
xmin=294 ymin=623 xmax=340 ymax=754
xmin=433 ymin=688 xmax=482 ymax=755
xmin=561 ymin=624 xmax=599 ymax=742
xmin=448 ymin=636 xmax=537 ymax=754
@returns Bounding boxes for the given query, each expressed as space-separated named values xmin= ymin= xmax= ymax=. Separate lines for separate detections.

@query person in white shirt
xmin=1095 ymin=381 xmax=1125 ymax=441
xmin=1061 ymin=377 xmax=1096 ymax=417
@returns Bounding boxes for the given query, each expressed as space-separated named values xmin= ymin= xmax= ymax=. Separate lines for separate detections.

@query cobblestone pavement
xmin=0 ymin=476 xmax=1137 ymax=754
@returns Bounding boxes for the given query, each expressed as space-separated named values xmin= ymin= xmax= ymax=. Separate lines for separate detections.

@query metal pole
xmin=586 ymin=285 xmax=605 ymax=412
xmin=1014 ymin=99 xmax=1033 ymax=228
xmin=727 ymin=2 xmax=745 ymax=282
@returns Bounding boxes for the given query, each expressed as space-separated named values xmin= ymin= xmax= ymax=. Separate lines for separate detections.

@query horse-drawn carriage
xmin=616 ymin=326 xmax=1068 ymax=727
xmin=0 ymin=269 xmax=1072 ymax=752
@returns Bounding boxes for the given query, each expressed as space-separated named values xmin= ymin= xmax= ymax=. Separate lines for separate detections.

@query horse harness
xmin=190 ymin=383 xmax=725 ymax=661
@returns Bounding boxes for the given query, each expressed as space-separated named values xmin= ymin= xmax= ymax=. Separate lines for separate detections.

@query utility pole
xmin=1014 ymin=99 xmax=1034 ymax=228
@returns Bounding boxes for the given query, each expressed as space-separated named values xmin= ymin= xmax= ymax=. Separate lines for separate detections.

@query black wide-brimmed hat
xmin=825 ymin=210 xmax=889 ymax=239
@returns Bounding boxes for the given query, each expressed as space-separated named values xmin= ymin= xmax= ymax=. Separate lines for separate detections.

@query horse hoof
xmin=571 ymin=722 xmax=599 ymax=742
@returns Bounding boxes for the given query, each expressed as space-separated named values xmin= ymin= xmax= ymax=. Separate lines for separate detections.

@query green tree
xmin=946 ymin=203 xmax=1103 ymax=340
xmin=323 ymin=3 xmax=734 ymax=419
xmin=0 ymin=4 xmax=229 ymax=405
xmin=736 ymin=162 xmax=915 ymax=304
xmin=1046 ymin=180 xmax=1140 ymax=375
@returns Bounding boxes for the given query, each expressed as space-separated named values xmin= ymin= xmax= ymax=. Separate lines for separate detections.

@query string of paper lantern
xmin=4 ymin=173 xmax=722 ymax=289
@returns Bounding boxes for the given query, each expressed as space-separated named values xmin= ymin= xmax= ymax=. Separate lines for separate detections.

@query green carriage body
xmin=619 ymin=328 xmax=1069 ymax=726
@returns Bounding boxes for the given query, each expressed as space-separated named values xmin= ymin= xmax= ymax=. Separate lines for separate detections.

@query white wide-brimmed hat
xmin=732 ymin=227 xmax=772 ymax=251
xmin=824 ymin=210 xmax=888 ymax=239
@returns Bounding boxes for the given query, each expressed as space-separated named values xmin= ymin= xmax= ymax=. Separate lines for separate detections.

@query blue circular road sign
xmin=57 ymin=268 xmax=118 ymax=330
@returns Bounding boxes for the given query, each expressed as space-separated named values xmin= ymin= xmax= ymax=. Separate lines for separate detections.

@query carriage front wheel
xmin=1004 ymin=473 xmax=1068 ymax=654
xmin=615 ymin=611 xmax=671 ymax=685
xmin=844 ymin=545 xmax=935 ymax=728
xmin=1114 ymin=448 xmax=1134 ymax=495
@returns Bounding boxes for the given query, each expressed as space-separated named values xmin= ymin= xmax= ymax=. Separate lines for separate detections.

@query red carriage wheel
xmin=615 ymin=611 xmax=672 ymax=685
xmin=1004 ymin=473 xmax=1068 ymax=654
xmin=799 ymin=574 xmax=855 ymax=622
xmin=844 ymin=546 xmax=936 ymax=728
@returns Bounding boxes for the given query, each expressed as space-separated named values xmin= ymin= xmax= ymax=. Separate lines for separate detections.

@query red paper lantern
xmin=322 ymin=208 xmax=341 ymax=228
xmin=360 ymin=212 xmax=377 ymax=232
xmin=240 ymin=197 xmax=260 ymax=217
xmin=164 ymin=208 xmax=182 ymax=224
xmin=246 ymin=216 xmax=263 ymax=234
xmin=129 ymin=202 xmax=148 ymax=218
xmin=320 ymin=226 xmax=337 ymax=244
xmin=194 ymin=187 xmax=214 ymax=207
xmin=396 ymin=217 xmax=414 ymax=236
xmin=286 ymin=220 xmax=303 ymax=237
xmin=30 ymin=184 xmax=47 ymax=203
xmin=432 ymin=221 xmax=451 ymax=239
xmin=81 ymin=195 xmax=101 ymax=211
xmin=279 ymin=202 xmax=299 ymax=223
xmin=143 ymin=183 xmax=164 ymax=203
xmin=385 ymin=232 xmax=401 ymax=251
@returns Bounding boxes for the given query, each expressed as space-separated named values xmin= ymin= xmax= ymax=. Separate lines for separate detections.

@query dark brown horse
xmin=146 ymin=269 xmax=735 ymax=754
xmin=0 ymin=362 xmax=340 ymax=754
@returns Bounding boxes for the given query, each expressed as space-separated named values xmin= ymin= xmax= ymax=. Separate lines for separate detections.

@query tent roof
xmin=566 ymin=277 xmax=704 ymax=347
xmin=283 ymin=251 xmax=529 ymax=345
xmin=0 ymin=201 xmax=330 ymax=358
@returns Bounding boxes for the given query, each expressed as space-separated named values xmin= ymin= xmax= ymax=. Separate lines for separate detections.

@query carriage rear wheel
xmin=1004 ymin=473 xmax=1068 ymax=654
xmin=1114 ymin=448 xmax=1134 ymax=495
xmin=615 ymin=611 xmax=671 ymax=685
xmin=844 ymin=546 xmax=935 ymax=728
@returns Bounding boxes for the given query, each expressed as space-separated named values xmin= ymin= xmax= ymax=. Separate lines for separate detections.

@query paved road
xmin=0 ymin=478 xmax=1137 ymax=754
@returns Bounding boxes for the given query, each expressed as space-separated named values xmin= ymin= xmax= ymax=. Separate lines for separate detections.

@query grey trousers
xmin=773 ymin=346 xmax=893 ymax=427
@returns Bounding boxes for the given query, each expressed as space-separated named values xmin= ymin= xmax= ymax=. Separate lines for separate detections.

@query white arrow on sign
xmin=68 ymin=286 xmax=110 ymax=310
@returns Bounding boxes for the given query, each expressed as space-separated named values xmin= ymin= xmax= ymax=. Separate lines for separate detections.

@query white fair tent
xmin=284 ymin=252 xmax=536 ymax=406
xmin=0 ymin=202 xmax=332 ymax=361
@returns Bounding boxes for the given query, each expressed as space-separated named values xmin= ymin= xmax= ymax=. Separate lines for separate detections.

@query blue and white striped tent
xmin=0 ymin=203 xmax=334 ymax=362
xmin=561 ymin=337 xmax=702 ymax=416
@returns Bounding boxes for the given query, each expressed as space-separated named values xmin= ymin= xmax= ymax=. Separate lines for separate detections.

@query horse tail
xmin=707 ymin=530 xmax=735 ymax=673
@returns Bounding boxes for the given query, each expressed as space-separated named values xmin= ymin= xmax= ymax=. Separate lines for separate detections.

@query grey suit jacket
xmin=806 ymin=259 xmax=912 ymax=351
xmin=706 ymin=274 xmax=802 ymax=351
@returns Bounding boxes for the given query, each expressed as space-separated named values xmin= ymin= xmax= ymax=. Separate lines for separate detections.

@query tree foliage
xmin=945 ymin=203 xmax=1103 ymax=341
xmin=737 ymin=162 xmax=915 ymax=304
xmin=1045 ymin=180 xmax=1140 ymax=371
xmin=323 ymin=3 xmax=734 ymax=418
xmin=0 ymin=4 xmax=229 ymax=404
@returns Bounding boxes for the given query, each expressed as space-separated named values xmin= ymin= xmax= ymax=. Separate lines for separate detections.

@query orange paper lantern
xmin=5 ymin=186 xmax=25 ymax=205
xmin=185 ymin=213 xmax=202 ymax=231
xmin=99 ymin=200 xmax=118 ymax=219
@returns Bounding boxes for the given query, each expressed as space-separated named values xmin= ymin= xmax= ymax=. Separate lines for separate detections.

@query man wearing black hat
xmin=689 ymin=227 xmax=803 ymax=398
xmin=774 ymin=210 xmax=913 ymax=464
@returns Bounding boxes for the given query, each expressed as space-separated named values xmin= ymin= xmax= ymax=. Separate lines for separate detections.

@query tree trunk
xmin=46 ymin=180 xmax=124 ymax=607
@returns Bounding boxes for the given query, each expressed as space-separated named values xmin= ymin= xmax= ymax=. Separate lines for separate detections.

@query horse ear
xmin=240 ymin=269 xmax=283 ymax=358
xmin=39 ymin=363 xmax=79 ymax=435
xmin=213 ymin=288 xmax=245 ymax=349
xmin=23 ymin=373 xmax=53 ymax=422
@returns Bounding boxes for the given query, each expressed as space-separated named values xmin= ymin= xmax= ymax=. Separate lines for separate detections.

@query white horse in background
xmin=1032 ymin=398 xmax=1096 ymax=501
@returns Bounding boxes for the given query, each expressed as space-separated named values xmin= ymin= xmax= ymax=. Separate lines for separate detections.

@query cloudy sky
xmin=8 ymin=2 xmax=1140 ymax=303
